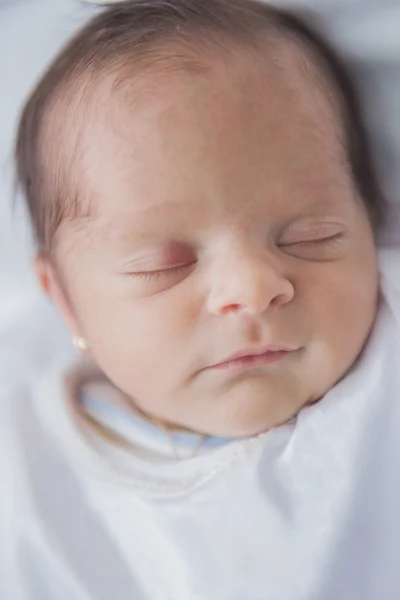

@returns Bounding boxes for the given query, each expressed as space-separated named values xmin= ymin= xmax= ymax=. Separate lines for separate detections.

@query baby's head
xmin=16 ymin=0 xmax=385 ymax=437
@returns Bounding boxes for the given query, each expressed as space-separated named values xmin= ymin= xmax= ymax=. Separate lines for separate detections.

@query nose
xmin=206 ymin=248 xmax=294 ymax=316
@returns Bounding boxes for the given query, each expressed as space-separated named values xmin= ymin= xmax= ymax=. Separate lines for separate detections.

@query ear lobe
xmin=35 ymin=253 xmax=65 ymax=301
xmin=34 ymin=254 xmax=82 ymax=340
xmin=35 ymin=254 xmax=52 ymax=295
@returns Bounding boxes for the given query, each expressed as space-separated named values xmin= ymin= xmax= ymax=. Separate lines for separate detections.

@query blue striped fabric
xmin=80 ymin=390 xmax=234 ymax=458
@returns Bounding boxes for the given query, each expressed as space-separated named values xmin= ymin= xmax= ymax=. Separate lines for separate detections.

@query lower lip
xmin=211 ymin=350 xmax=291 ymax=372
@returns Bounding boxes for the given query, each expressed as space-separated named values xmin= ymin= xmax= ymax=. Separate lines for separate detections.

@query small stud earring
xmin=72 ymin=336 xmax=88 ymax=353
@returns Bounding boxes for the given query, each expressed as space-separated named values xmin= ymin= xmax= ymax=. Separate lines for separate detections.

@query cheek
xmin=72 ymin=280 xmax=197 ymax=391
xmin=302 ymin=247 xmax=378 ymax=370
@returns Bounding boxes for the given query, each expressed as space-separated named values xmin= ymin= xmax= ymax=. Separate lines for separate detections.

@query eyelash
xmin=126 ymin=262 xmax=196 ymax=281
xmin=279 ymin=233 xmax=344 ymax=248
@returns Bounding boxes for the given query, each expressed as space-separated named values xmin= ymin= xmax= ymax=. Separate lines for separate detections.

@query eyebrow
xmin=88 ymin=200 xmax=197 ymax=243
xmin=86 ymin=172 xmax=355 ymax=239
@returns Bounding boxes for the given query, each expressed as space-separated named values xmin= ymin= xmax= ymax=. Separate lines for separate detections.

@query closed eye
xmin=278 ymin=233 xmax=346 ymax=258
xmin=124 ymin=262 xmax=196 ymax=281
xmin=280 ymin=233 xmax=344 ymax=246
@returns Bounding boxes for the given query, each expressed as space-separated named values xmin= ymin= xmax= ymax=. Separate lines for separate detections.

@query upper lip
xmin=211 ymin=344 xmax=298 ymax=368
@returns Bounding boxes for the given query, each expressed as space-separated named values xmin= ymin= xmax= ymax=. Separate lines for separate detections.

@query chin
xmin=222 ymin=416 xmax=292 ymax=439
xmin=205 ymin=397 xmax=302 ymax=439
xmin=217 ymin=377 xmax=311 ymax=438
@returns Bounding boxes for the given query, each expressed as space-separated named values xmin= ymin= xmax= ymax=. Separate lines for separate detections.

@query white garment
xmin=1 ymin=248 xmax=400 ymax=600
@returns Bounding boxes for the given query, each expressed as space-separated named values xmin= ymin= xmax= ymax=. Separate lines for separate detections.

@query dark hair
xmin=15 ymin=0 xmax=386 ymax=254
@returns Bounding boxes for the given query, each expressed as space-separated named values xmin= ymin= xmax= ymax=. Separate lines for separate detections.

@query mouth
xmin=209 ymin=345 xmax=299 ymax=372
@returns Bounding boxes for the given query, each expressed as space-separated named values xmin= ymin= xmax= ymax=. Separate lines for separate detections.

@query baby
xmin=4 ymin=0 xmax=400 ymax=598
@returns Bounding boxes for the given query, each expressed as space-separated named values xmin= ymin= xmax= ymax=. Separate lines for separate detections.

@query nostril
xmin=222 ymin=303 xmax=242 ymax=315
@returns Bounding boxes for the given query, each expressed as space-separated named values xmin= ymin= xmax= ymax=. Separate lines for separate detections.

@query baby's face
xmin=53 ymin=48 xmax=378 ymax=436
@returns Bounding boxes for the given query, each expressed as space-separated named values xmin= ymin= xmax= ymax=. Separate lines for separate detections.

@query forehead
xmin=61 ymin=38 xmax=349 ymax=237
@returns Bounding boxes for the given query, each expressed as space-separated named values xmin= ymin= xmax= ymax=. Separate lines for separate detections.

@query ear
xmin=35 ymin=254 xmax=83 ymax=340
